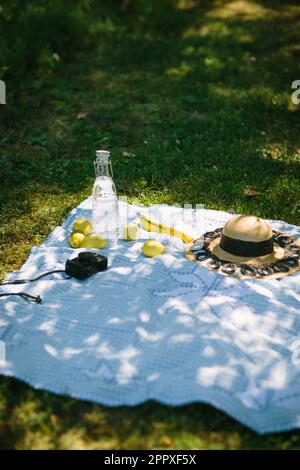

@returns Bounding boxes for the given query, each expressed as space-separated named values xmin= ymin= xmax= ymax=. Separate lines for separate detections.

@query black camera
xmin=65 ymin=252 xmax=108 ymax=280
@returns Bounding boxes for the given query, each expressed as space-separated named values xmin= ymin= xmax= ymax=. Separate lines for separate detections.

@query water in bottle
xmin=92 ymin=150 xmax=119 ymax=240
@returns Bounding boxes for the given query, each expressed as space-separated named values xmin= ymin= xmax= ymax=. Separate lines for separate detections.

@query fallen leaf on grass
xmin=77 ymin=111 xmax=89 ymax=120
xmin=122 ymin=151 xmax=136 ymax=159
xmin=244 ymin=188 xmax=261 ymax=198
xmin=161 ymin=436 xmax=172 ymax=447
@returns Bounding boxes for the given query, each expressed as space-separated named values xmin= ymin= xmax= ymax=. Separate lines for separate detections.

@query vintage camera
xmin=65 ymin=252 xmax=108 ymax=280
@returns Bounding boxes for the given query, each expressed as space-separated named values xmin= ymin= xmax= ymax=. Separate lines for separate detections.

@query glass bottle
xmin=92 ymin=150 xmax=119 ymax=239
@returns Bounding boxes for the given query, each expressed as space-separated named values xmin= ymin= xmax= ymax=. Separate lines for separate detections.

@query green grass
xmin=0 ymin=0 xmax=300 ymax=449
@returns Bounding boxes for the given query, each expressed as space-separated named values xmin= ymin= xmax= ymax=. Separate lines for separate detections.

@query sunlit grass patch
xmin=0 ymin=0 xmax=300 ymax=450
xmin=166 ymin=61 xmax=194 ymax=78
xmin=208 ymin=1 xmax=268 ymax=20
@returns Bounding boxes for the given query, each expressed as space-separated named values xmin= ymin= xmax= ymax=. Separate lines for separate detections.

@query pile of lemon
xmin=69 ymin=220 xmax=165 ymax=257
xmin=69 ymin=219 xmax=107 ymax=249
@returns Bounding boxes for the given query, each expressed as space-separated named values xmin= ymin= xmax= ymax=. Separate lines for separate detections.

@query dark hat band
xmin=219 ymin=233 xmax=274 ymax=257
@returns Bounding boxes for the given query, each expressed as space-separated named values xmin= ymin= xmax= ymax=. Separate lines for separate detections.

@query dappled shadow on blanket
xmin=1 ymin=249 xmax=300 ymax=446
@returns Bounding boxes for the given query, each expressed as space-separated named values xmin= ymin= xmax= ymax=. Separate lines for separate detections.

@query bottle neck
xmin=94 ymin=158 xmax=113 ymax=178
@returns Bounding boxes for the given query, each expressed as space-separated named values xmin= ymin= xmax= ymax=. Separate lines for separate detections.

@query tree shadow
xmin=0 ymin=0 xmax=300 ymax=450
xmin=1 ymin=201 xmax=300 ymax=448
xmin=1 ymin=0 xmax=299 ymax=223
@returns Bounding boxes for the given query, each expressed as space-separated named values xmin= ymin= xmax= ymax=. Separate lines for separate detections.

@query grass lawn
xmin=0 ymin=0 xmax=300 ymax=449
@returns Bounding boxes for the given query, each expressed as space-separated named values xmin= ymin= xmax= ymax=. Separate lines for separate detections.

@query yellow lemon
xmin=142 ymin=240 xmax=165 ymax=257
xmin=69 ymin=231 xmax=85 ymax=248
xmin=73 ymin=218 xmax=93 ymax=235
xmin=123 ymin=223 xmax=140 ymax=241
xmin=80 ymin=233 xmax=107 ymax=249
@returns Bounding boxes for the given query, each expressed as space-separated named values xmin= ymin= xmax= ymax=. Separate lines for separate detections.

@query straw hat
xmin=185 ymin=215 xmax=300 ymax=280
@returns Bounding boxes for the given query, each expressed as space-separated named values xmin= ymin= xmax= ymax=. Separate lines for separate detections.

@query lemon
xmin=69 ymin=231 xmax=85 ymax=248
xmin=80 ymin=233 xmax=107 ymax=249
xmin=73 ymin=218 xmax=93 ymax=235
xmin=142 ymin=240 xmax=165 ymax=257
xmin=123 ymin=223 xmax=140 ymax=241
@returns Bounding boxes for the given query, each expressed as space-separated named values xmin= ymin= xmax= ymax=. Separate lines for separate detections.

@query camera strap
xmin=0 ymin=252 xmax=108 ymax=304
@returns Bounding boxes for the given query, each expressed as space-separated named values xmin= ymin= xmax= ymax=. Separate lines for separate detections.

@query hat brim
xmin=185 ymin=236 xmax=300 ymax=280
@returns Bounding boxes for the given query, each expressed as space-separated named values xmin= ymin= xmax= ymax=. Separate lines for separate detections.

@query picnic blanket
xmin=1 ymin=197 xmax=300 ymax=434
